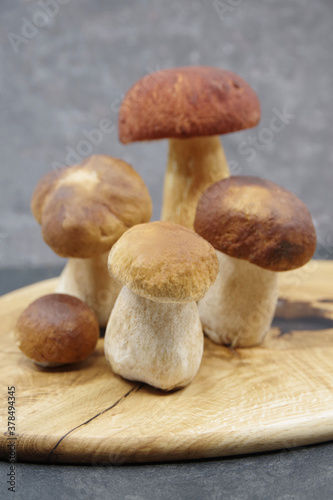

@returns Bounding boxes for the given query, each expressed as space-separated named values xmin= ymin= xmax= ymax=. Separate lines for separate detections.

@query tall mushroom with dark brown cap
xmin=194 ymin=176 xmax=317 ymax=347
xmin=104 ymin=221 xmax=219 ymax=391
xmin=119 ymin=66 xmax=260 ymax=228
xmin=31 ymin=154 xmax=152 ymax=326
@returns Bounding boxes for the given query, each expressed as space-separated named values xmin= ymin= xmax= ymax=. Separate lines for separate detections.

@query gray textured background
xmin=0 ymin=0 xmax=332 ymax=269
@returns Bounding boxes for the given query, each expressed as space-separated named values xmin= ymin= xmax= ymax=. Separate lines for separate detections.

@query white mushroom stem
xmin=161 ymin=136 xmax=230 ymax=229
xmin=104 ymin=286 xmax=204 ymax=391
xmin=55 ymin=252 xmax=122 ymax=327
xmin=198 ymin=251 xmax=279 ymax=347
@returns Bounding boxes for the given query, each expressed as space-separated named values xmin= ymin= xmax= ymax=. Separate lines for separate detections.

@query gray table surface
xmin=1 ymin=268 xmax=333 ymax=500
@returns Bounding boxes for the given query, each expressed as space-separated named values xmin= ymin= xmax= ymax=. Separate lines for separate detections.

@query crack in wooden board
xmin=46 ymin=384 xmax=143 ymax=463
xmin=273 ymin=316 xmax=333 ymax=336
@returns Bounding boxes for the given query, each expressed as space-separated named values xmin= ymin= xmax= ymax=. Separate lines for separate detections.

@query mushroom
xmin=14 ymin=294 xmax=99 ymax=367
xmin=119 ymin=66 xmax=260 ymax=228
xmin=194 ymin=176 xmax=317 ymax=347
xmin=104 ymin=221 xmax=219 ymax=391
xmin=31 ymin=154 xmax=152 ymax=326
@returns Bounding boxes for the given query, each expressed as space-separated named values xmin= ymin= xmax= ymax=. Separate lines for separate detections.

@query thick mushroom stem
xmin=104 ymin=286 xmax=204 ymax=391
xmin=55 ymin=252 xmax=122 ymax=327
xmin=198 ymin=251 xmax=278 ymax=347
xmin=161 ymin=136 xmax=229 ymax=229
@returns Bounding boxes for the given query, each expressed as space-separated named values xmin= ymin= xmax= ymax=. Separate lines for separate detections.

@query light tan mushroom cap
xmin=108 ymin=221 xmax=219 ymax=303
xmin=119 ymin=66 xmax=260 ymax=143
xmin=14 ymin=294 xmax=99 ymax=365
xmin=31 ymin=154 xmax=152 ymax=258
xmin=194 ymin=176 xmax=317 ymax=272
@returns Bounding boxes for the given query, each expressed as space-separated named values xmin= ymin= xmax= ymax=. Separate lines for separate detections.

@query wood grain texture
xmin=0 ymin=261 xmax=333 ymax=464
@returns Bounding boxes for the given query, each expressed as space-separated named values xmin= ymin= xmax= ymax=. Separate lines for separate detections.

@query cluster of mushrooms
xmin=15 ymin=66 xmax=317 ymax=391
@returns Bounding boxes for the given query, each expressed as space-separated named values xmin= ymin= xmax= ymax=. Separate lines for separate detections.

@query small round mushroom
xmin=104 ymin=221 xmax=219 ymax=391
xmin=31 ymin=154 xmax=152 ymax=326
xmin=14 ymin=294 xmax=99 ymax=367
xmin=194 ymin=176 xmax=317 ymax=347
xmin=119 ymin=66 xmax=260 ymax=228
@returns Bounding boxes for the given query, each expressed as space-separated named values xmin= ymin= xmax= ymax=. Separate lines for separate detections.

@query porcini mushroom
xmin=15 ymin=294 xmax=99 ymax=367
xmin=31 ymin=154 xmax=152 ymax=326
xmin=194 ymin=176 xmax=317 ymax=347
xmin=119 ymin=66 xmax=260 ymax=228
xmin=104 ymin=221 xmax=219 ymax=391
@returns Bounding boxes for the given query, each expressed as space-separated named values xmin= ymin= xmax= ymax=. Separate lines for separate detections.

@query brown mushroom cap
xmin=194 ymin=176 xmax=317 ymax=272
xmin=14 ymin=294 xmax=99 ymax=366
xmin=108 ymin=221 xmax=219 ymax=303
xmin=31 ymin=154 xmax=152 ymax=258
xmin=119 ymin=66 xmax=260 ymax=144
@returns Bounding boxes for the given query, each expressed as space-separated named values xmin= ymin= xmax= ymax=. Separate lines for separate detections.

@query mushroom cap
xmin=31 ymin=155 xmax=152 ymax=258
xmin=108 ymin=221 xmax=219 ymax=303
xmin=194 ymin=176 xmax=317 ymax=272
xmin=14 ymin=294 xmax=99 ymax=366
xmin=119 ymin=66 xmax=260 ymax=143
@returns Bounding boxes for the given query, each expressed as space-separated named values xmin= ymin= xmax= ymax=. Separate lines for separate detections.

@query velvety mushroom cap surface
xmin=194 ymin=176 xmax=317 ymax=272
xmin=31 ymin=154 xmax=152 ymax=258
xmin=119 ymin=66 xmax=260 ymax=143
xmin=15 ymin=294 xmax=99 ymax=365
xmin=108 ymin=221 xmax=219 ymax=303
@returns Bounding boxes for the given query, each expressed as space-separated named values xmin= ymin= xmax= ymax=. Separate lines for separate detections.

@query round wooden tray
xmin=1 ymin=260 xmax=333 ymax=464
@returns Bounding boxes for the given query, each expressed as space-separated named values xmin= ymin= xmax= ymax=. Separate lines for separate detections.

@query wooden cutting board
xmin=0 ymin=260 xmax=333 ymax=464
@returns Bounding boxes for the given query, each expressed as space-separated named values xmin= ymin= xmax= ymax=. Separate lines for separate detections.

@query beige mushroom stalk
xmin=119 ymin=66 xmax=260 ymax=228
xmin=31 ymin=154 xmax=152 ymax=326
xmin=194 ymin=176 xmax=317 ymax=347
xmin=104 ymin=221 xmax=219 ymax=391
